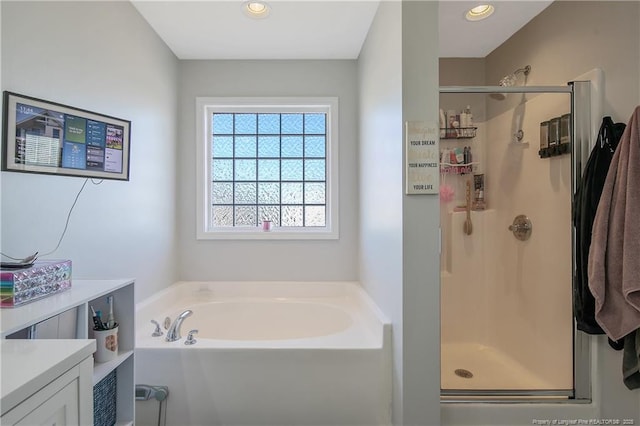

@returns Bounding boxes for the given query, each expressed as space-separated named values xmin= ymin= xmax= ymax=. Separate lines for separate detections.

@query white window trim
xmin=195 ymin=97 xmax=339 ymax=240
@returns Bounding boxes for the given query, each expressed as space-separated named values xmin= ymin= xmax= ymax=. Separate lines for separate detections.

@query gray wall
xmin=1 ymin=2 xmax=3 ymax=248
xmin=358 ymin=2 xmax=403 ymax=423
xmin=359 ymin=2 xmax=441 ymax=425
xmin=177 ymin=60 xmax=359 ymax=281
xmin=439 ymin=58 xmax=487 ymax=123
xmin=486 ymin=1 xmax=639 ymax=124
xmin=401 ymin=2 xmax=440 ymax=424
xmin=0 ymin=1 xmax=179 ymax=301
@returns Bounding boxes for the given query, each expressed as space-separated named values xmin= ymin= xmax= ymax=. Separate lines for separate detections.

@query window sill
xmin=197 ymin=227 xmax=339 ymax=240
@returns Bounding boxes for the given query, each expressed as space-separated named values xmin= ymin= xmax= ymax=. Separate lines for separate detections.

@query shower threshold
xmin=441 ymin=389 xmax=573 ymax=400
xmin=441 ymin=395 xmax=574 ymax=404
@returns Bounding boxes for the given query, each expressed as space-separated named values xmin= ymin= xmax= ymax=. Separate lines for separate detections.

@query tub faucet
xmin=166 ymin=310 xmax=193 ymax=342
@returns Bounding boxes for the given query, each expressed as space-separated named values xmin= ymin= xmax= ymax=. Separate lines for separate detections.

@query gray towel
xmin=589 ymin=106 xmax=640 ymax=340
xmin=623 ymin=328 xmax=640 ymax=390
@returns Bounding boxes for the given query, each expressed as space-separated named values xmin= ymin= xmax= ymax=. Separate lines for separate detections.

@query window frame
xmin=196 ymin=97 xmax=339 ymax=240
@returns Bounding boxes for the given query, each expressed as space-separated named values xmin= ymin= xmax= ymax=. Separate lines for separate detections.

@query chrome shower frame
xmin=439 ymin=81 xmax=593 ymax=403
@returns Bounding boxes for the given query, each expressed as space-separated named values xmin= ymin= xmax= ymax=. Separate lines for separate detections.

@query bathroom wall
xmin=485 ymin=91 xmax=573 ymax=389
xmin=359 ymin=2 xmax=440 ymax=424
xmin=439 ymin=60 xmax=488 ymax=208
xmin=439 ymin=60 xmax=491 ymax=348
xmin=439 ymin=58 xmax=487 ymax=123
xmin=0 ymin=2 xmax=3 ymax=250
xmin=358 ymin=2 xmax=403 ymax=423
xmin=486 ymin=1 xmax=640 ymax=125
xmin=443 ymin=1 xmax=640 ymax=423
xmin=400 ymin=3 xmax=440 ymax=423
xmin=487 ymin=0 xmax=640 ymax=421
xmin=177 ymin=60 xmax=358 ymax=281
xmin=0 ymin=1 xmax=179 ymax=301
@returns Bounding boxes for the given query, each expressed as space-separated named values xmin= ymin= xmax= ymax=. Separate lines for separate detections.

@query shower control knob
xmin=508 ymin=215 xmax=532 ymax=241
xmin=185 ymin=329 xmax=198 ymax=345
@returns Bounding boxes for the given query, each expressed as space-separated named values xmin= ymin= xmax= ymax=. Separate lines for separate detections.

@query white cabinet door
xmin=14 ymin=379 xmax=79 ymax=426
xmin=1 ymin=367 xmax=81 ymax=426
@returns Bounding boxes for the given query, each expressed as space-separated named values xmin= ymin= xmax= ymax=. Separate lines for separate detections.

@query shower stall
xmin=439 ymin=78 xmax=594 ymax=400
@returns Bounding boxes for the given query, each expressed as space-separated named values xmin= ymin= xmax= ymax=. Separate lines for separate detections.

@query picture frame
xmin=2 ymin=91 xmax=131 ymax=181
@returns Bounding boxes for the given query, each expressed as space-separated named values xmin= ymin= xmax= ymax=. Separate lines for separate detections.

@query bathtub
xmin=135 ymin=281 xmax=392 ymax=426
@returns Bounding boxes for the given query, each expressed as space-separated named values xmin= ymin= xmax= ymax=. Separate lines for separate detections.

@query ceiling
xmin=131 ymin=0 xmax=553 ymax=60
xmin=439 ymin=1 xmax=552 ymax=57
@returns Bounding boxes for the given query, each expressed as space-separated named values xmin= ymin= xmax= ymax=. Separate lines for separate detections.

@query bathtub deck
xmin=136 ymin=281 xmax=389 ymax=350
xmin=134 ymin=281 xmax=391 ymax=426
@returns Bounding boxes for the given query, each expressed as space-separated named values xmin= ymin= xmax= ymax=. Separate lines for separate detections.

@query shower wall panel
xmin=441 ymin=209 xmax=496 ymax=345
xmin=484 ymin=92 xmax=573 ymax=390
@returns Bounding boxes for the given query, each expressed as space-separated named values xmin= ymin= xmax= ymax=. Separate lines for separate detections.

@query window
xmin=196 ymin=97 xmax=339 ymax=239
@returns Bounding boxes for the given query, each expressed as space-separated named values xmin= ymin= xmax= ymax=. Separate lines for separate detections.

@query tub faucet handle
xmin=150 ymin=320 xmax=163 ymax=337
xmin=185 ymin=329 xmax=198 ymax=345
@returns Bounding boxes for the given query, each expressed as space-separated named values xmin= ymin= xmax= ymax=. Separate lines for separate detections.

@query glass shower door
xmin=440 ymin=85 xmax=580 ymax=399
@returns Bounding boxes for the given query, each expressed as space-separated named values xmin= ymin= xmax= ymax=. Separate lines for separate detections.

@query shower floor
xmin=441 ymin=342 xmax=553 ymax=391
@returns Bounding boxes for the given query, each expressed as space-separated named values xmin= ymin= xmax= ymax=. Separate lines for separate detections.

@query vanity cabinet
xmin=1 ymin=340 xmax=95 ymax=425
xmin=0 ymin=279 xmax=135 ymax=426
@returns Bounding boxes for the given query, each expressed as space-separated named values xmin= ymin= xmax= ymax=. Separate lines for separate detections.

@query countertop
xmin=0 ymin=339 xmax=96 ymax=414
xmin=0 ymin=279 xmax=134 ymax=337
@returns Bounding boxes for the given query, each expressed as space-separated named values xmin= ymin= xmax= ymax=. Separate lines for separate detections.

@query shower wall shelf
xmin=441 ymin=127 xmax=477 ymax=139
xmin=440 ymin=162 xmax=478 ymax=175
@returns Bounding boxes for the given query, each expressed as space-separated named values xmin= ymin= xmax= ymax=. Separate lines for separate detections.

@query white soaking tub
xmin=135 ymin=281 xmax=392 ymax=426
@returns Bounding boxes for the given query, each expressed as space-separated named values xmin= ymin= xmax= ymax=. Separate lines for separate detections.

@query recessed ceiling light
xmin=465 ymin=4 xmax=495 ymax=21
xmin=244 ymin=1 xmax=270 ymax=19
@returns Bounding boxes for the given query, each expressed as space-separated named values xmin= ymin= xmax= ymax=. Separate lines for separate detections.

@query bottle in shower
xmin=472 ymin=174 xmax=486 ymax=210
xmin=464 ymin=105 xmax=473 ymax=127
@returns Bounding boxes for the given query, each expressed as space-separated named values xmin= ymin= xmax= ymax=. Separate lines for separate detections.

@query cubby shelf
xmin=93 ymin=349 xmax=134 ymax=385
xmin=1 ymin=279 xmax=135 ymax=425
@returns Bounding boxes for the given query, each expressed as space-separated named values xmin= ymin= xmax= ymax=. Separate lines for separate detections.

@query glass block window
xmin=196 ymin=98 xmax=338 ymax=239
xmin=211 ymin=112 xmax=327 ymax=228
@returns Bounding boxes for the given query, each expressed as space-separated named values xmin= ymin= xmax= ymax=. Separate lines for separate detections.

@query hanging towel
xmin=588 ymin=106 xmax=640 ymax=341
xmin=573 ymin=117 xmax=625 ymax=335
xmin=623 ymin=328 xmax=640 ymax=390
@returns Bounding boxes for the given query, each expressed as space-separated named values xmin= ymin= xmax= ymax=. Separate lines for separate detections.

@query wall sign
xmin=406 ymin=121 xmax=439 ymax=194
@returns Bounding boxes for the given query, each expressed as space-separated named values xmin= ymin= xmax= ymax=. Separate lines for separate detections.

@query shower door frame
xmin=438 ymin=82 xmax=592 ymax=402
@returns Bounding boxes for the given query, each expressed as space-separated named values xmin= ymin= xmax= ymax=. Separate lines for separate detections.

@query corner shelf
xmin=440 ymin=162 xmax=477 ymax=175
xmin=440 ymin=127 xmax=477 ymax=139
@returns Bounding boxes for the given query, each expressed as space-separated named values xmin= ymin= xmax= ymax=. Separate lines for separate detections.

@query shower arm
xmin=514 ymin=65 xmax=531 ymax=77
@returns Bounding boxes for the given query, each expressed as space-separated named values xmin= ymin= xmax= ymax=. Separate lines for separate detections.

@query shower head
xmin=498 ymin=65 xmax=531 ymax=87
xmin=491 ymin=65 xmax=531 ymax=100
